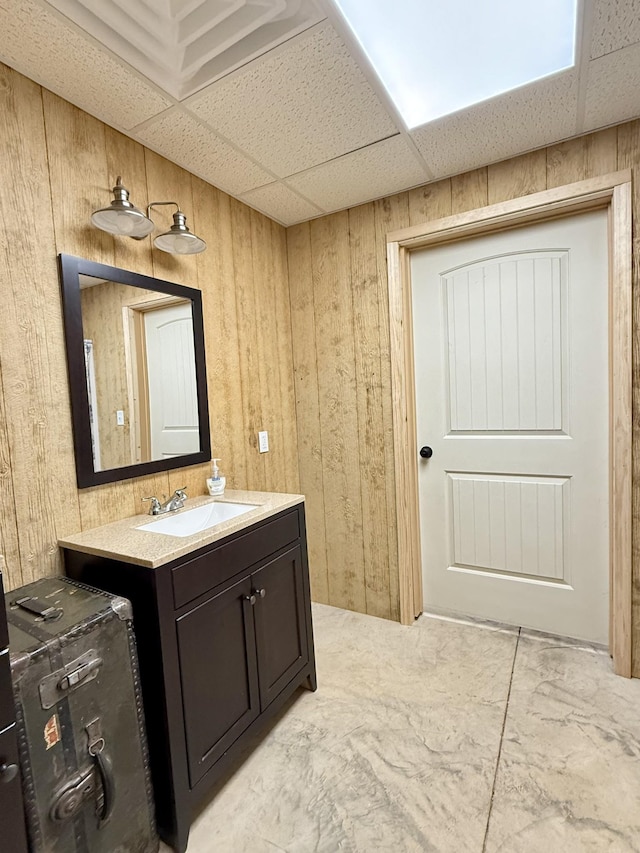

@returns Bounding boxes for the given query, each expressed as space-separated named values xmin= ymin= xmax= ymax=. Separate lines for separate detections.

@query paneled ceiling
xmin=0 ymin=0 xmax=638 ymax=226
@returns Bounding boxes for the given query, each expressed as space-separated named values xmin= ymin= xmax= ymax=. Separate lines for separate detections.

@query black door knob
xmin=419 ymin=446 xmax=433 ymax=459
xmin=0 ymin=762 xmax=19 ymax=783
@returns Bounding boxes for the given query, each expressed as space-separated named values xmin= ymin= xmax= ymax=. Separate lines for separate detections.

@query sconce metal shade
xmin=153 ymin=211 xmax=207 ymax=255
xmin=90 ymin=177 xmax=155 ymax=238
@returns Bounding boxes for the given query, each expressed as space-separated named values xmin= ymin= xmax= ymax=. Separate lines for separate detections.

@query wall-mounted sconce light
xmin=90 ymin=177 xmax=206 ymax=255
xmin=147 ymin=201 xmax=207 ymax=255
xmin=90 ymin=177 xmax=154 ymax=238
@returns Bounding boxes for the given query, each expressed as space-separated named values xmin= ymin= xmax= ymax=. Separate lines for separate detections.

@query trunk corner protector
xmin=9 ymin=648 xmax=31 ymax=683
xmin=110 ymin=596 xmax=133 ymax=621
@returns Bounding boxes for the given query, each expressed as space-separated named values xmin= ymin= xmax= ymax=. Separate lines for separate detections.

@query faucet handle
xmin=174 ymin=487 xmax=188 ymax=499
xmin=142 ymin=496 xmax=161 ymax=515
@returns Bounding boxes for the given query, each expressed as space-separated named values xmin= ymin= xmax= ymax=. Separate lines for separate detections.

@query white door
xmin=411 ymin=210 xmax=609 ymax=644
xmin=144 ymin=301 xmax=200 ymax=459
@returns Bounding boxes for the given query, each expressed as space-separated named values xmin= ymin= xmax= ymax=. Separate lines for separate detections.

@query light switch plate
xmin=258 ymin=430 xmax=269 ymax=453
xmin=116 ymin=410 xmax=125 ymax=426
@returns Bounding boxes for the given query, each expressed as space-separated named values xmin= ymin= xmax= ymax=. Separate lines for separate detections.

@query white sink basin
xmin=138 ymin=501 xmax=260 ymax=537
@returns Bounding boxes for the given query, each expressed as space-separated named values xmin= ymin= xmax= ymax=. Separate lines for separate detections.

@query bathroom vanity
xmin=60 ymin=491 xmax=316 ymax=853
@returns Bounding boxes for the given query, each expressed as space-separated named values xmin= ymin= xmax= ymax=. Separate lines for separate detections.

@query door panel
xmin=176 ymin=576 xmax=259 ymax=788
xmin=144 ymin=301 xmax=199 ymax=459
xmin=444 ymin=253 xmax=566 ymax=432
xmin=411 ymin=210 xmax=609 ymax=643
xmin=252 ymin=546 xmax=308 ymax=709
xmin=448 ymin=473 xmax=567 ymax=581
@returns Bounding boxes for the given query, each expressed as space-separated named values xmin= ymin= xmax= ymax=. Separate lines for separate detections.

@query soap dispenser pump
xmin=207 ymin=458 xmax=226 ymax=496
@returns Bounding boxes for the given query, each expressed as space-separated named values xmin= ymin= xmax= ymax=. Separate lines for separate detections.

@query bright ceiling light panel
xmin=331 ymin=0 xmax=578 ymax=129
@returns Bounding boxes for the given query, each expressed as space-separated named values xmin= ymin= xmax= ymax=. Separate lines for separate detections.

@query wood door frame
xmin=123 ymin=295 xmax=189 ymax=464
xmin=387 ymin=170 xmax=633 ymax=676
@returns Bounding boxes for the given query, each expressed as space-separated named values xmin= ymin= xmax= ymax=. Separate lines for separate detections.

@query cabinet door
xmin=176 ymin=576 xmax=260 ymax=788
xmin=252 ymin=546 xmax=308 ymax=709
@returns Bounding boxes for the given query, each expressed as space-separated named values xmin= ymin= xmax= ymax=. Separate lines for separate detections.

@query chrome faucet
xmin=142 ymin=488 xmax=188 ymax=516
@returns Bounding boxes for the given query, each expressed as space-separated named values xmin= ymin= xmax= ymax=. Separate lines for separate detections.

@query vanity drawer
xmin=172 ymin=509 xmax=300 ymax=609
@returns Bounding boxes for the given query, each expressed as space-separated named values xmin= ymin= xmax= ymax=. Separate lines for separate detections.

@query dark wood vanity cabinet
xmin=179 ymin=544 xmax=308 ymax=789
xmin=64 ymin=503 xmax=316 ymax=853
xmin=0 ymin=569 xmax=29 ymax=853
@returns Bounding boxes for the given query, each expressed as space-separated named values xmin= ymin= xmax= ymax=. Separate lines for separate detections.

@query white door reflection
xmin=143 ymin=302 xmax=199 ymax=460
xmin=79 ymin=273 xmax=199 ymax=471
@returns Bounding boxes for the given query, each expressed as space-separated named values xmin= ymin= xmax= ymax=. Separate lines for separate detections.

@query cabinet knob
xmin=253 ymin=588 xmax=266 ymax=599
xmin=244 ymin=594 xmax=257 ymax=606
xmin=0 ymin=762 xmax=19 ymax=783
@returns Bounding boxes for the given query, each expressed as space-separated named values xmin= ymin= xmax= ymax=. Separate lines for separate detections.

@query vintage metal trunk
xmin=5 ymin=577 xmax=158 ymax=853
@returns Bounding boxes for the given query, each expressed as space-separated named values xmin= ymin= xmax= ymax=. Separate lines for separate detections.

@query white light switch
xmin=116 ymin=410 xmax=125 ymax=426
xmin=258 ymin=431 xmax=269 ymax=453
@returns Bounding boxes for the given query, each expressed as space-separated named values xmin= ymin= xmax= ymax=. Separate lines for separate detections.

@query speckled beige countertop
xmin=58 ymin=490 xmax=304 ymax=568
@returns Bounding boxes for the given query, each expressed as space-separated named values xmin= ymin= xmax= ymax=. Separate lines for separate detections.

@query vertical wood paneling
xmin=43 ymin=91 xmax=134 ymax=531
xmin=311 ymin=212 xmax=366 ymax=611
xmin=2 ymin=54 xmax=640 ymax=673
xmin=349 ymin=202 xmax=392 ymax=618
xmin=287 ymin=223 xmax=329 ymax=603
xmin=408 ymin=179 xmax=452 ymax=226
xmin=488 ymin=150 xmax=547 ymax=204
xmin=451 ymin=168 xmax=488 ymax=213
xmin=0 ymin=75 xmax=81 ymax=585
xmin=0 ymin=363 xmax=22 ymax=590
xmin=287 ymin=123 xmax=637 ymax=647
xmin=271 ymin=221 xmax=299 ymax=493
xmin=547 ymin=127 xmax=619 ymax=188
xmin=230 ymin=198 xmax=266 ymax=492
xmin=192 ymin=178 xmax=246 ymax=489
xmin=0 ymin=64 xmax=297 ymax=592
xmin=374 ymin=193 xmax=410 ymax=620
xmin=250 ymin=209 xmax=283 ymax=490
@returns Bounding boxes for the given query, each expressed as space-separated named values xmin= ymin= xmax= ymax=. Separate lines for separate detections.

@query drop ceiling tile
xmin=44 ymin=0 xmax=325 ymax=99
xmin=240 ymin=183 xmax=324 ymax=226
xmin=584 ymin=43 xmax=640 ymax=130
xmin=136 ymin=109 xmax=273 ymax=196
xmin=0 ymin=0 xmax=172 ymax=130
xmin=186 ymin=22 xmax=398 ymax=177
xmin=590 ymin=0 xmax=640 ymax=59
xmin=411 ymin=73 xmax=579 ymax=179
xmin=285 ymin=136 xmax=427 ymax=212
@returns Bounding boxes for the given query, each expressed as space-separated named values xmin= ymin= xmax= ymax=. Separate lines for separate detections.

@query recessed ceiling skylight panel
xmin=331 ymin=0 xmax=578 ymax=128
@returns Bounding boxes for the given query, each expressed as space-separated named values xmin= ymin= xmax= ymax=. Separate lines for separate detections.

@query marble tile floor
xmin=160 ymin=603 xmax=640 ymax=853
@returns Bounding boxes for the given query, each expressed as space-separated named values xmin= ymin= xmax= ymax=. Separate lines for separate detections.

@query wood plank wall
xmin=0 ymin=63 xmax=299 ymax=592
xmin=288 ymin=123 xmax=640 ymax=676
xmin=3 ymin=57 xmax=640 ymax=673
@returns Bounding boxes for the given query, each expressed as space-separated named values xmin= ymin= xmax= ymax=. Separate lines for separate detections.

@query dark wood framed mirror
xmin=59 ymin=254 xmax=211 ymax=488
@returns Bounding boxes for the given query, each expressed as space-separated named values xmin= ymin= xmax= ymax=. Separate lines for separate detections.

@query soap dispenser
xmin=207 ymin=458 xmax=226 ymax=496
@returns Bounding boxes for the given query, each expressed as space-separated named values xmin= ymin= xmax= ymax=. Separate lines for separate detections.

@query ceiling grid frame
xmin=0 ymin=0 xmax=637 ymax=225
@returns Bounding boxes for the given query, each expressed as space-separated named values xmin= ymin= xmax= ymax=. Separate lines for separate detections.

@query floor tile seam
xmin=482 ymin=626 xmax=520 ymax=853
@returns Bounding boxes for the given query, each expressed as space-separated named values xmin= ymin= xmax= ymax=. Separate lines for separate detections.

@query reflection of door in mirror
xmin=79 ymin=277 xmax=198 ymax=471
xmin=133 ymin=301 xmax=199 ymax=461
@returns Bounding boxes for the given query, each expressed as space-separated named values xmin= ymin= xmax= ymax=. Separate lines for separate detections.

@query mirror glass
xmin=59 ymin=255 xmax=211 ymax=488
